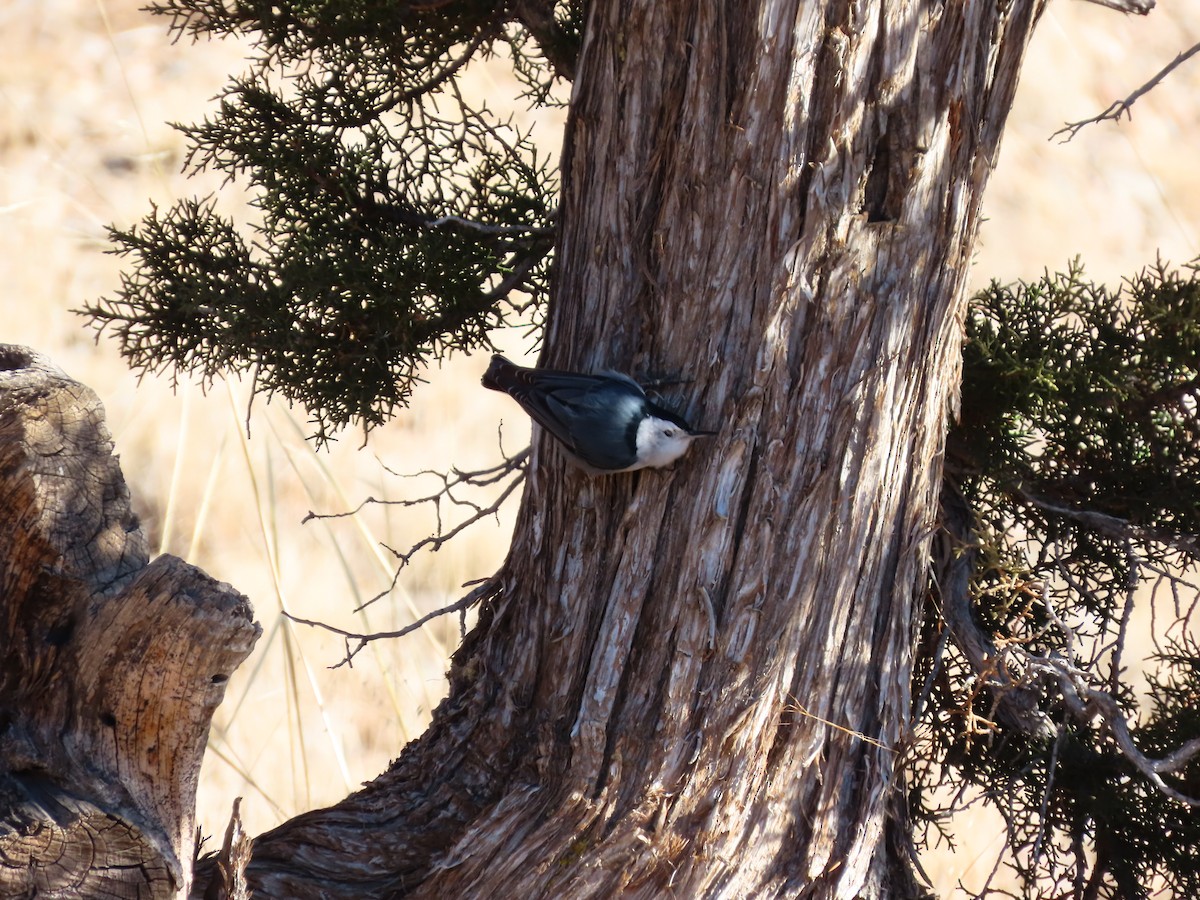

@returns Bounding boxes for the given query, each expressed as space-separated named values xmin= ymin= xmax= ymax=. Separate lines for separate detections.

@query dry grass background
xmin=1 ymin=1 xmax=1197 ymax=895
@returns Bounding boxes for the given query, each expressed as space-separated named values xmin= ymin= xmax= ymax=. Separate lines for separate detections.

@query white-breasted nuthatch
xmin=482 ymin=354 xmax=714 ymax=474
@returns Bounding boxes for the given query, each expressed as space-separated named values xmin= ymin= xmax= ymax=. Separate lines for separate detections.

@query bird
xmin=481 ymin=354 xmax=713 ymax=474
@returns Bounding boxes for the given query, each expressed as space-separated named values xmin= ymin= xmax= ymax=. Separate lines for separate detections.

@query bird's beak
xmin=689 ymin=429 xmax=718 ymax=438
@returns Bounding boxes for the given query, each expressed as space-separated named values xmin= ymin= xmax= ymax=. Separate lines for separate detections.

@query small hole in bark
xmin=46 ymin=619 xmax=74 ymax=646
xmin=0 ymin=346 xmax=33 ymax=371
xmin=99 ymin=712 xmax=117 ymax=728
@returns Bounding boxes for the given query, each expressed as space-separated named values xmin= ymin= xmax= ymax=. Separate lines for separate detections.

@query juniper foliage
xmin=82 ymin=0 xmax=579 ymax=443
xmin=915 ymin=260 xmax=1200 ymax=897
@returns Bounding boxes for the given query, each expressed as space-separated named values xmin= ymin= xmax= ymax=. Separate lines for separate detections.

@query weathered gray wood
xmin=213 ymin=2 xmax=1049 ymax=898
xmin=0 ymin=345 xmax=259 ymax=899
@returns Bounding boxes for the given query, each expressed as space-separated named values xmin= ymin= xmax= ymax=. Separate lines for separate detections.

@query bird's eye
xmin=663 ymin=428 xmax=676 ymax=438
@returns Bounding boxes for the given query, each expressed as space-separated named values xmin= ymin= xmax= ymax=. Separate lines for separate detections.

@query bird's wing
xmin=545 ymin=387 xmax=644 ymax=470
xmin=505 ymin=380 xmax=586 ymax=451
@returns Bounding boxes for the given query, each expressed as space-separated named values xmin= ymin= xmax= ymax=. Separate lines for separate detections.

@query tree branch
xmin=1013 ymin=484 xmax=1200 ymax=558
xmin=305 ymin=446 xmax=527 ymax=611
xmin=937 ymin=483 xmax=1200 ymax=809
xmin=286 ymin=577 xmax=501 ymax=668
xmin=1054 ymin=40 xmax=1200 ymax=141
xmin=1080 ymin=0 xmax=1155 ymax=14
xmin=511 ymin=0 xmax=578 ymax=81
xmin=1027 ymin=651 xmax=1200 ymax=807
xmin=934 ymin=483 xmax=1056 ymax=737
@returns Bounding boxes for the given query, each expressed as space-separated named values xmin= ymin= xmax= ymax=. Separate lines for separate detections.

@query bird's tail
xmin=480 ymin=354 xmax=519 ymax=392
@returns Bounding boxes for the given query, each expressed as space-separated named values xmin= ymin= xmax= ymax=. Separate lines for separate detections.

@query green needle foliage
xmin=961 ymin=260 xmax=1200 ymax=546
xmin=82 ymin=0 xmax=579 ymax=444
xmin=915 ymin=260 xmax=1200 ymax=897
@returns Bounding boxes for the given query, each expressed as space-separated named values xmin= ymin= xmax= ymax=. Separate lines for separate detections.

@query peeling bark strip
xmin=0 ymin=345 xmax=259 ymax=899
xmin=219 ymin=2 xmax=1046 ymax=898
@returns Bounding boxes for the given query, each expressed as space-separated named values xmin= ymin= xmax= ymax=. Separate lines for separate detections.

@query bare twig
xmin=912 ymin=604 xmax=951 ymax=725
xmin=1107 ymin=539 xmax=1140 ymax=695
xmin=976 ymin=801 xmax=1014 ymax=899
xmin=1054 ymin=41 xmax=1200 ymax=142
xmin=480 ymin=252 xmax=549 ymax=306
xmin=287 ymin=577 xmax=501 ymax=668
xmin=1031 ymin=727 xmax=1067 ymax=866
xmin=375 ymin=453 xmax=527 ymax=571
xmin=305 ymin=12 xmax=505 ymax=129
xmin=305 ymin=446 xmax=528 ymax=612
xmin=1143 ymin=560 xmax=1200 ymax=645
xmin=425 ymin=214 xmax=556 ymax=237
xmin=1026 ymin=652 xmax=1200 ymax=807
xmin=372 ymin=203 xmax=557 ymax=242
xmin=305 ymin=450 xmax=527 ymax=524
xmin=1037 ymin=584 xmax=1200 ymax=805
xmin=1080 ymin=0 xmax=1155 ymax=13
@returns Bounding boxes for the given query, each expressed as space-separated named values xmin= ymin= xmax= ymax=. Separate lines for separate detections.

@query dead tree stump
xmin=0 ymin=345 xmax=259 ymax=899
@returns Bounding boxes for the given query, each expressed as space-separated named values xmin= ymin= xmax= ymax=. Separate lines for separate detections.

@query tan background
xmin=1 ymin=0 xmax=1196 ymax=893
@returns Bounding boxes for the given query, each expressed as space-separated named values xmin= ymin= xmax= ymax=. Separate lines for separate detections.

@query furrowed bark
xmin=216 ymin=1 xmax=1047 ymax=897
xmin=0 ymin=345 xmax=259 ymax=899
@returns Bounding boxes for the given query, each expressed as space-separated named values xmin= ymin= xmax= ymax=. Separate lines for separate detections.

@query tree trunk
xmin=195 ymin=1 xmax=1045 ymax=897
xmin=0 ymin=346 xmax=259 ymax=899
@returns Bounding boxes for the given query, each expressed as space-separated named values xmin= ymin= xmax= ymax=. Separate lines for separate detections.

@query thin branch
xmin=975 ymin=801 xmax=1014 ymax=899
xmin=305 ymin=445 xmax=528 ymax=612
xmin=371 ymin=203 xmax=558 ymax=241
xmin=375 ymin=452 xmax=528 ymax=571
xmin=303 ymin=13 xmax=505 ymax=129
xmin=912 ymin=617 xmax=951 ymax=723
xmin=1054 ymin=40 xmax=1200 ymax=142
xmin=1027 ymin=653 xmax=1200 ymax=807
xmin=304 ymin=450 xmax=528 ymax=525
xmin=480 ymin=251 xmax=550 ymax=306
xmin=1012 ymin=484 xmax=1200 ymax=558
xmin=1107 ymin=538 xmax=1140 ymax=696
xmin=426 ymin=213 xmax=557 ymax=237
xmin=286 ymin=577 xmax=500 ymax=668
xmin=1143 ymin=561 xmax=1200 ymax=648
xmin=935 ymin=484 xmax=1055 ymax=737
xmin=1031 ymin=727 xmax=1068 ymax=865
xmin=1028 ymin=584 xmax=1200 ymax=806
xmin=1080 ymin=0 xmax=1155 ymax=13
